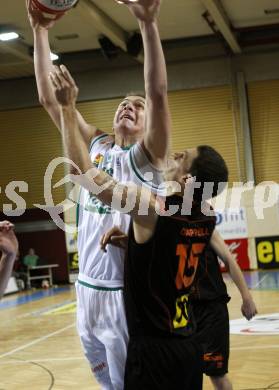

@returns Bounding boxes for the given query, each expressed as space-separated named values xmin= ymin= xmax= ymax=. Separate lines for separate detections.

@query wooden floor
xmin=0 ymin=270 xmax=279 ymax=390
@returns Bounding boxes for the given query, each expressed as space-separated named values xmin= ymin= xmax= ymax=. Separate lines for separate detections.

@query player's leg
xmin=95 ymin=289 xmax=129 ymax=390
xmin=210 ymin=374 xmax=233 ymax=390
xmin=187 ymin=338 xmax=203 ymax=390
xmin=86 ymin=332 xmax=114 ymax=389
xmin=76 ymin=282 xmax=114 ymax=389
xmin=193 ymin=300 xmax=231 ymax=388
xmin=125 ymin=336 xmax=202 ymax=390
xmin=208 ymin=302 xmax=232 ymax=390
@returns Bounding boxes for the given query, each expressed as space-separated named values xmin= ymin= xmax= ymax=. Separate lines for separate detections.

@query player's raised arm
xmin=210 ymin=229 xmax=258 ymax=320
xmin=26 ymin=0 xmax=101 ymax=145
xmin=50 ymin=66 xmax=158 ymax=226
xmin=117 ymin=0 xmax=171 ymax=167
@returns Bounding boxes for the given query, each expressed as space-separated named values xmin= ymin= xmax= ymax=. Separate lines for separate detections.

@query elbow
xmin=69 ymin=165 xmax=80 ymax=176
xmin=69 ymin=163 xmax=87 ymax=176
xmin=38 ymin=95 xmax=54 ymax=110
xmin=70 ymin=161 xmax=92 ymax=177
xmin=38 ymin=94 xmax=48 ymax=107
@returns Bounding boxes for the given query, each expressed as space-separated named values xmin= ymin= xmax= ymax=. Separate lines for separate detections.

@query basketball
xmin=32 ymin=0 xmax=79 ymax=14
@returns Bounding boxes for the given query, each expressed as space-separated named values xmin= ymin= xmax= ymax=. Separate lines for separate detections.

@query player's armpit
xmin=76 ymin=111 xmax=104 ymax=147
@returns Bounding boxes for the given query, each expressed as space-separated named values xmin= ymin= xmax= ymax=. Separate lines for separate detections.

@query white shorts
xmin=76 ymin=276 xmax=128 ymax=390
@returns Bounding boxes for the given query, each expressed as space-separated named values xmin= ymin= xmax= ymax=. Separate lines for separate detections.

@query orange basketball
xmin=32 ymin=0 xmax=78 ymax=14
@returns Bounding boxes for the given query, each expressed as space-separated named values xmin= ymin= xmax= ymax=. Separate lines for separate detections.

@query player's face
xmin=164 ymin=148 xmax=198 ymax=182
xmin=113 ymin=96 xmax=146 ymax=137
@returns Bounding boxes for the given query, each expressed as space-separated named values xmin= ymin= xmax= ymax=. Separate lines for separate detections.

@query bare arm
xmin=26 ymin=0 xmax=101 ymax=145
xmin=210 ymin=229 xmax=258 ymax=320
xmin=141 ymin=20 xmax=170 ymax=166
xmin=50 ymin=66 xmax=158 ymax=240
xmin=61 ymin=104 xmax=155 ymax=214
xmin=61 ymin=103 xmax=158 ymax=243
xmin=120 ymin=0 xmax=171 ymax=167
xmin=0 ymin=222 xmax=18 ymax=299
xmin=0 ymin=254 xmax=16 ymax=299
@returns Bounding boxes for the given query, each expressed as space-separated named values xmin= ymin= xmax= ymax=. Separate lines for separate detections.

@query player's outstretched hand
xmin=115 ymin=0 xmax=161 ymax=23
xmin=100 ymin=227 xmax=128 ymax=253
xmin=241 ymin=297 xmax=258 ymax=321
xmin=26 ymin=0 xmax=65 ymax=30
xmin=49 ymin=65 xmax=79 ymax=107
xmin=0 ymin=222 xmax=18 ymax=257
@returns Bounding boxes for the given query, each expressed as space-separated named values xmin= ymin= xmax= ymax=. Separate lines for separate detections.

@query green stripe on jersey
xmin=129 ymin=147 xmax=160 ymax=191
xmin=78 ymin=280 xmax=123 ymax=291
xmin=89 ymin=133 xmax=109 ymax=152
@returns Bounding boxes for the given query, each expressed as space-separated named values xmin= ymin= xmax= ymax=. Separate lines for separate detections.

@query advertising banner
xmin=215 ymin=208 xmax=248 ymax=239
xmin=219 ymin=238 xmax=250 ymax=271
xmin=256 ymin=236 xmax=279 ymax=269
xmin=65 ymin=226 xmax=79 ymax=283
xmin=68 ymin=251 xmax=79 ymax=283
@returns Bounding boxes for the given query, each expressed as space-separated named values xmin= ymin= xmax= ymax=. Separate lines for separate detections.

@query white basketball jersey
xmin=77 ymin=134 xmax=163 ymax=285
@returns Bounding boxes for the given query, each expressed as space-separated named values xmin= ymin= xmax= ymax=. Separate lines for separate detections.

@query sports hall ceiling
xmin=0 ymin=0 xmax=279 ymax=80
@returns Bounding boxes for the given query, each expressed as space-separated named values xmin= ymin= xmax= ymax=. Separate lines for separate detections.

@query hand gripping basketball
xmin=32 ymin=0 xmax=78 ymax=15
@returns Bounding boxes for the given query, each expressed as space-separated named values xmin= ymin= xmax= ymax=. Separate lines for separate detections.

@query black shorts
xmin=192 ymin=300 xmax=229 ymax=377
xmin=124 ymin=335 xmax=203 ymax=390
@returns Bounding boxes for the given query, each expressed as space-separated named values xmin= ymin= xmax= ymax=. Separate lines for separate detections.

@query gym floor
xmin=0 ymin=269 xmax=278 ymax=390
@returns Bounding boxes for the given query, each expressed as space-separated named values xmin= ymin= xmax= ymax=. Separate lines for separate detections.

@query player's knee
xmin=91 ymin=362 xmax=113 ymax=390
xmin=210 ymin=374 xmax=233 ymax=390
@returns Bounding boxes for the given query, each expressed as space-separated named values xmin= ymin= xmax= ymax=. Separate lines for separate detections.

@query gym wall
xmin=248 ymin=79 xmax=279 ymax=184
xmin=0 ymin=70 xmax=278 ymax=275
